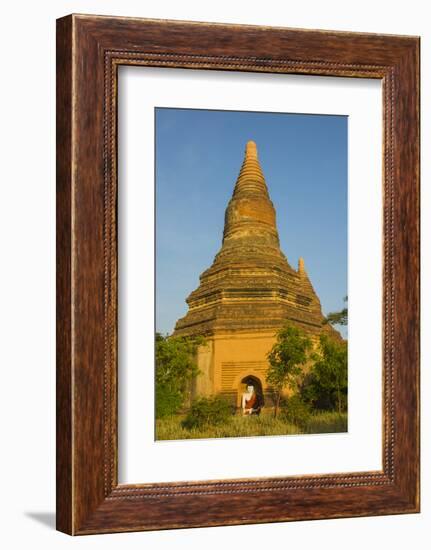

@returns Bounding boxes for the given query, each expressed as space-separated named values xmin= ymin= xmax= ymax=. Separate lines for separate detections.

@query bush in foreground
xmin=155 ymin=333 xmax=204 ymax=419
xmin=182 ymin=396 xmax=232 ymax=430
xmin=155 ymin=386 xmax=183 ymax=421
xmin=301 ymin=335 xmax=347 ymax=414
xmin=280 ymin=395 xmax=311 ymax=429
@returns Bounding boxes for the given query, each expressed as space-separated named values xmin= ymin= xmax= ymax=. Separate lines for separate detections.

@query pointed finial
xmin=245 ymin=140 xmax=258 ymax=159
xmin=231 ymin=140 xmax=267 ymax=197
xmin=298 ymin=257 xmax=306 ymax=275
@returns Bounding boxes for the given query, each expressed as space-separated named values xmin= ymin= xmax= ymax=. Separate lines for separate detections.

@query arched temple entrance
xmin=237 ymin=375 xmax=265 ymax=410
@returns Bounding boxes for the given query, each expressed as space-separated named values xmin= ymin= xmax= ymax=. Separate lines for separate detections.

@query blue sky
xmin=155 ymin=108 xmax=347 ymax=338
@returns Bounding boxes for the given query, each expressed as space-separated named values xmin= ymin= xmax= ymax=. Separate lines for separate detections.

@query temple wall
xmin=212 ymin=331 xmax=275 ymax=393
xmin=195 ymin=330 xmax=323 ymax=408
xmin=194 ymin=339 xmax=215 ymax=397
xmin=195 ymin=331 xmax=275 ymax=405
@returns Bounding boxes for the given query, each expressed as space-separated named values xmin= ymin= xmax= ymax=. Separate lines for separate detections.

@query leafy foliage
xmin=324 ymin=296 xmax=348 ymax=327
xmin=155 ymin=333 xmax=204 ymax=419
xmin=155 ymin=386 xmax=184 ymax=422
xmin=182 ymin=396 xmax=233 ymax=430
xmin=280 ymin=394 xmax=311 ymax=429
xmin=301 ymin=335 xmax=348 ymax=413
xmin=266 ymin=325 xmax=311 ymax=417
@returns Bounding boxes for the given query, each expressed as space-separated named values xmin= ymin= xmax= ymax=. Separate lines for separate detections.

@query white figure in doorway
xmin=242 ymin=385 xmax=258 ymax=415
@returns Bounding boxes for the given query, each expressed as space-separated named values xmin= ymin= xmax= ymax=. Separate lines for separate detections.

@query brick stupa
xmin=173 ymin=140 xmax=339 ymax=405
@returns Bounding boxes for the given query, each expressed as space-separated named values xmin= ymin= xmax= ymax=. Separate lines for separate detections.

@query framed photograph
xmin=56 ymin=14 xmax=420 ymax=534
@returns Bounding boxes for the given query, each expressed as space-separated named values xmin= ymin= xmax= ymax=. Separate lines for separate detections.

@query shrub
xmin=155 ymin=386 xmax=183 ymax=420
xmin=182 ymin=396 xmax=232 ymax=430
xmin=155 ymin=334 xmax=204 ymax=418
xmin=281 ymin=394 xmax=311 ymax=428
xmin=307 ymin=335 xmax=348 ymax=413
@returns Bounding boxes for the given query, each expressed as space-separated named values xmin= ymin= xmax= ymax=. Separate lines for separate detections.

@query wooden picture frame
xmin=56 ymin=14 xmax=420 ymax=535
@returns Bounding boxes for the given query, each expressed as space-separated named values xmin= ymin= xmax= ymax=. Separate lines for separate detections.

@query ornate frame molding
xmin=57 ymin=15 xmax=419 ymax=534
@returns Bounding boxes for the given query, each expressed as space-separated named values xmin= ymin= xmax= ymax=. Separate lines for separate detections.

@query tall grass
xmin=155 ymin=411 xmax=347 ymax=441
xmin=303 ymin=411 xmax=347 ymax=434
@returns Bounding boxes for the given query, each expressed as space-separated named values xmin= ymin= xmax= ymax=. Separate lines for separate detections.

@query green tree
xmin=155 ymin=334 xmax=204 ymax=418
xmin=304 ymin=335 xmax=347 ymax=413
xmin=324 ymin=296 xmax=348 ymax=327
xmin=266 ymin=325 xmax=311 ymax=418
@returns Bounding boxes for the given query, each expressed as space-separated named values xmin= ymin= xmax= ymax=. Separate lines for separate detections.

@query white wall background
xmin=0 ymin=0 xmax=428 ymax=548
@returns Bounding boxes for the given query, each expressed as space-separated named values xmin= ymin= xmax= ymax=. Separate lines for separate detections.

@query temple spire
xmin=221 ymin=140 xmax=280 ymax=250
xmin=233 ymin=140 xmax=268 ymax=197
xmin=245 ymin=139 xmax=258 ymax=158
